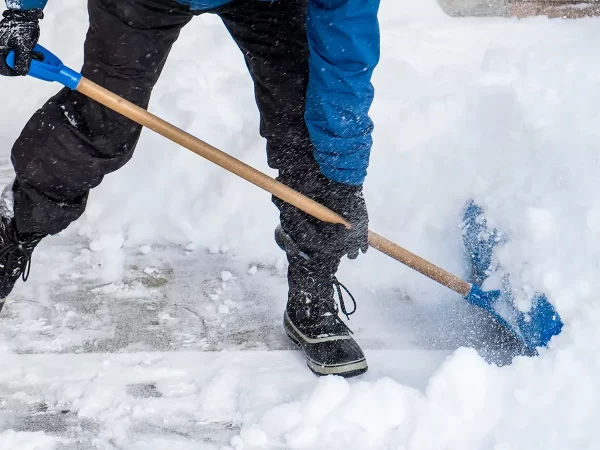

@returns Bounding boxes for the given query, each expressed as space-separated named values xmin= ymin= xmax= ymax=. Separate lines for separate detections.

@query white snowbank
xmin=1 ymin=0 xmax=600 ymax=448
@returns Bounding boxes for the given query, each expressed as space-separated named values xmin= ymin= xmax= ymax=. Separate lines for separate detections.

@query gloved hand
xmin=319 ymin=179 xmax=369 ymax=259
xmin=0 ymin=8 xmax=43 ymax=76
xmin=276 ymin=169 xmax=369 ymax=261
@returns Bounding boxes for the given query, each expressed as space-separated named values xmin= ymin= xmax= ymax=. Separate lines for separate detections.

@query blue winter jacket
xmin=6 ymin=0 xmax=380 ymax=185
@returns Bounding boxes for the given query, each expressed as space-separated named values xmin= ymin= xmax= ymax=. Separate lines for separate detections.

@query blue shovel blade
xmin=462 ymin=201 xmax=563 ymax=353
xmin=465 ymin=285 xmax=563 ymax=353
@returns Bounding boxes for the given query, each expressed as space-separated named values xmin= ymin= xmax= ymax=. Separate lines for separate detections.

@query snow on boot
xmin=0 ymin=216 xmax=44 ymax=312
xmin=276 ymin=226 xmax=368 ymax=377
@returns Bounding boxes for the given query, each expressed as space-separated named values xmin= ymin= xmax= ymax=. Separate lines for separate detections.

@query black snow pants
xmin=10 ymin=0 xmax=331 ymax=257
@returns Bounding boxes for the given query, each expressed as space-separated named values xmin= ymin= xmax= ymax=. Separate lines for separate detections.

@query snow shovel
xmin=6 ymin=45 xmax=562 ymax=354
xmin=462 ymin=201 xmax=562 ymax=353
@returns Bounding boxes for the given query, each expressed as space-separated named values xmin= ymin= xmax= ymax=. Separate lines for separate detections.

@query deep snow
xmin=1 ymin=0 xmax=600 ymax=448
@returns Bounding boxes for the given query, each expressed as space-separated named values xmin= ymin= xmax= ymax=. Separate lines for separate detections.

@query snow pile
xmin=1 ymin=0 xmax=600 ymax=448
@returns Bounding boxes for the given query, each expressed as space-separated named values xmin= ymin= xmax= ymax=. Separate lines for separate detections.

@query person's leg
xmin=0 ymin=0 xmax=194 ymax=307
xmin=10 ymin=0 xmax=195 ymax=235
xmin=218 ymin=0 xmax=367 ymax=377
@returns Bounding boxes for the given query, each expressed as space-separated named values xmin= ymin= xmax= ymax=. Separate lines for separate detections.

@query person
xmin=0 ymin=0 xmax=380 ymax=377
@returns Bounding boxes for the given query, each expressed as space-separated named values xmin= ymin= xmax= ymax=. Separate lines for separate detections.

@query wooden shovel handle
xmin=76 ymin=77 xmax=472 ymax=297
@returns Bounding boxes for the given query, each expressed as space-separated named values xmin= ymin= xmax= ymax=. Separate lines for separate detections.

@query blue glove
xmin=0 ymin=8 xmax=43 ymax=76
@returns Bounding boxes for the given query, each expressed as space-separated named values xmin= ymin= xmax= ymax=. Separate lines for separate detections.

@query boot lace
xmin=333 ymin=278 xmax=357 ymax=321
xmin=312 ymin=277 xmax=358 ymax=335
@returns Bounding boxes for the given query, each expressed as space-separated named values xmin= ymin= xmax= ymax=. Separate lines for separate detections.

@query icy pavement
xmin=0 ymin=236 xmax=517 ymax=449
xmin=0 ymin=235 xmax=518 ymax=356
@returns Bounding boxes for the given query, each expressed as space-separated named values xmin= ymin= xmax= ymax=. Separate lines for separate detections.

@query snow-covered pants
xmin=10 ymin=0 xmax=326 ymax=253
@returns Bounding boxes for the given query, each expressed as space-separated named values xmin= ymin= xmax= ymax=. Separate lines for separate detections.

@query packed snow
xmin=0 ymin=0 xmax=599 ymax=448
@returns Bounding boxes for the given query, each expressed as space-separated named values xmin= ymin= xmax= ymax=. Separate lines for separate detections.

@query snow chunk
xmin=221 ymin=271 xmax=233 ymax=282
xmin=240 ymin=426 xmax=268 ymax=447
xmin=230 ymin=435 xmax=244 ymax=449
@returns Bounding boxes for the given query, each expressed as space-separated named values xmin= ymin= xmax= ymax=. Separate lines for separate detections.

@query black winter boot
xmin=276 ymin=226 xmax=368 ymax=377
xmin=0 ymin=216 xmax=44 ymax=312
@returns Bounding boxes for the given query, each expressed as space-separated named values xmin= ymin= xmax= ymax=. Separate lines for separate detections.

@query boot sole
xmin=284 ymin=313 xmax=368 ymax=378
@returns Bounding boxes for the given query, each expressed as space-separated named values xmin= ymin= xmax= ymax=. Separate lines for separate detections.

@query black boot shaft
xmin=0 ymin=216 xmax=44 ymax=300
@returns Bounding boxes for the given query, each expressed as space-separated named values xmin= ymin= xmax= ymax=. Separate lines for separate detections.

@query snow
xmin=0 ymin=350 xmax=449 ymax=448
xmin=221 ymin=271 xmax=233 ymax=282
xmin=0 ymin=0 xmax=600 ymax=448
xmin=0 ymin=430 xmax=64 ymax=450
